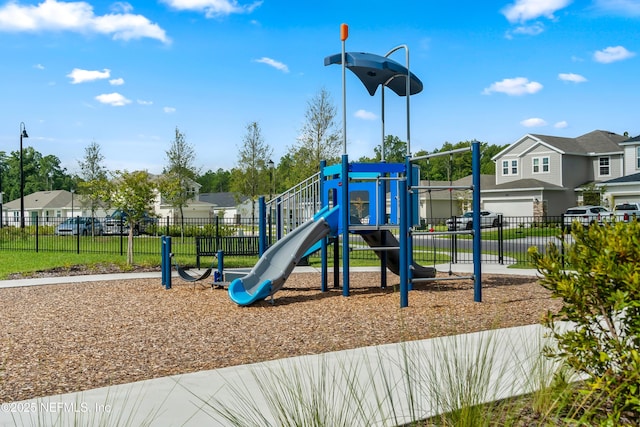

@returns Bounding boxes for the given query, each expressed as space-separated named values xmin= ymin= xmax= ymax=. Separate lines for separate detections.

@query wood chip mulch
xmin=0 ymin=271 xmax=561 ymax=403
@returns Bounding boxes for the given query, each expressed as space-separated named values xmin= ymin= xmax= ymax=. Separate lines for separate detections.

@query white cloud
xmin=521 ymin=117 xmax=547 ymax=127
xmin=501 ymin=0 xmax=572 ymax=23
xmin=0 ymin=0 xmax=170 ymax=44
xmin=34 ymin=63 xmax=45 ymax=70
xmin=161 ymin=0 xmax=262 ymax=18
xmin=95 ymin=92 xmax=131 ymax=106
xmin=111 ymin=2 xmax=133 ymax=14
xmin=254 ymin=57 xmax=289 ymax=73
xmin=354 ymin=109 xmax=377 ymax=121
xmin=67 ymin=68 xmax=110 ymax=84
xmin=163 ymin=106 xmax=176 ymax=113
xmin=137 ymin=99 xmax=153 ymax=105
xmin=592 ymin=0 xmax=640 ymax=16
xmin=109 ymin=77 xmax=125 ymax=86
xmin=483 ymin=77 xmax=543 ymax=96
xmin=593 ymin=45 xmax=636 ymax=63
xmin=558 ymin=73 xmax=587 ymax=83
xmin=509 ymin=22 xmax=545 ymax=36
xmin=554 ymin=121 xmax=568 ymax=128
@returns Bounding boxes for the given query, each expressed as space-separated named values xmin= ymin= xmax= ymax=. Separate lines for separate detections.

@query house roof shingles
xmin=199 ymin=192 xmax=250 ymax=208
xmin=3 ymin=190 xmax=72 ymax=209
xmin=531 ymin=130 xmax=626 ymax=155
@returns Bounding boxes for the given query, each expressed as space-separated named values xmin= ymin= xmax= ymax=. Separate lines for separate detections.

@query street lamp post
xmin=19 ymin=122 xmax=29 ymax=229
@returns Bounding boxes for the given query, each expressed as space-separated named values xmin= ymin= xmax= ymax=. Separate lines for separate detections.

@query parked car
xmin=446 ymin=210 xmax=501 ymax=230
xmin=54 ymin=217 xmax=104 ymax=236
xmin=103 ymin=210 xmax=157 ymax=236
xmin=613 ymin=202 xmax=640 ymax=222
xmin=563 ymin=205 xmax=612 ymax=229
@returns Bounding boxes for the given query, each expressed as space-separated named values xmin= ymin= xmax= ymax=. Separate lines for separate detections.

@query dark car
xmin=103 ymin=210 xmax=157 ymax=236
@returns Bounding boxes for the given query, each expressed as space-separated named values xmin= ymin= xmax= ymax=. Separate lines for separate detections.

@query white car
xmin=563 ymin=205 xmax=612 ymax=229
xmin=446 ymin=210 xmax=501 ymax=231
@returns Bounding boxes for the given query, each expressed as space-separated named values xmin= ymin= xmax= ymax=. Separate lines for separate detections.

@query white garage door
xmin=613 ymin=196 xmax=640 ymax=205
xmin=483 ymin=199 xmax=533 ymax=218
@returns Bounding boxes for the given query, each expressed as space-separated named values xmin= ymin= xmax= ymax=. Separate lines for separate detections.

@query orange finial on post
xmin=340 ymin=23 xmax=348 ymax=41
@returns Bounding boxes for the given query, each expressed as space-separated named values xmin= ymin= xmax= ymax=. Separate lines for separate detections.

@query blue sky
xmin=1 ymin=0 xmax=639 ymax=176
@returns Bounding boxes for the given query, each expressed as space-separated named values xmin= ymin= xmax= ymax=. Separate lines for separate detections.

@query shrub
xmin=529 ymin=221 xmax=640 ymax=424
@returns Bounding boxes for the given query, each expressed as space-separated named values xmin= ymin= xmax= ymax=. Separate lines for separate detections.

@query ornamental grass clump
xmin=529 ymin=219 xmax=640 ymax=424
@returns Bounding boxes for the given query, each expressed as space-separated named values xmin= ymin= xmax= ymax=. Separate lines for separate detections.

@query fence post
xmin=76 ymin=215 xmax=80 ymax=254
xmin=35 ymin=215 xmax=39 ymax=252
xmin=498 ymin=214 xmax=504 ymax=264
xmin=561 ymin=213 xmax=565 ymax=269
xmin=215 ymin=215 xmax=220 ymax=252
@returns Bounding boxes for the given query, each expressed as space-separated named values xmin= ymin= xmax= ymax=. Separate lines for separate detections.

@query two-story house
xmin=599 ymin=135 xmax=640 ymax=206
xmin=486 ymin=130 xmax=628 ymax=217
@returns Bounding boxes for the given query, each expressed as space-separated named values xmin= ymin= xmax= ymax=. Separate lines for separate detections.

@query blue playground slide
xmin=228 ymin=205 xmax=340 ymax=306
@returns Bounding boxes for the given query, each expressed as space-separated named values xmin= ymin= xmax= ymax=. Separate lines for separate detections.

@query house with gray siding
xmin=489 ymin=130 xmax=628 ymax=217
xmin=599 ymin=135 xmax=640 ymax=206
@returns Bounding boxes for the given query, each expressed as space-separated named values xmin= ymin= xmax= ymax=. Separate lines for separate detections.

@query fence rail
xmin=0 ymin=214 xmax=573 ymax=266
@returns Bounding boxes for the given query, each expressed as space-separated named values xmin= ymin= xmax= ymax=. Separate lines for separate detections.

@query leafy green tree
xmin=231 ymin=122 xmax=273 ymax=230
xmin=111 ymin=170 xmax=157 ymax=265
xmin=530 ymin=222 xmax=640 ymax=423
xmin=76 ymin=141 xmax=111 ymax=226
xmin=580 ymin=182 xmax=605 ymax=206
xmin=158 ymin=127 xmax=199 ymax=238
xmin=2 ymin=147 xmax=73 ymax=201
xmin=197 ymin=168 xmax=231 ymax=193
xmin=414 ymin=141 xmax=505 ymax=181
xmin=358 ymin=135 xmax=407 ymax=163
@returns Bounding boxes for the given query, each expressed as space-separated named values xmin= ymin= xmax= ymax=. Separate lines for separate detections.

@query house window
xmin=636 ymin=147 xmax=640 ymax=169
xmin=599 ymin=157 xmax=610 ymax=176
xmin=532 ymin=156 xmax=550 ymax=173
xmin=501 ymin=159 xmax=518 ymax=176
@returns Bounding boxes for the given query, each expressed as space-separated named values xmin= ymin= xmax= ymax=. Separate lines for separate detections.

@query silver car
xmin=446 ymin=210 xmax=501 ymax=230
xmin=55 ymin=217 xmax=104 ymax=236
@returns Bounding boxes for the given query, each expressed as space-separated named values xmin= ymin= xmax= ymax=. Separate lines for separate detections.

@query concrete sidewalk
xmin=0 ymin=264 xmax=544 ymax=426
xmin=1 ymin=323 xmax=552 ymax=427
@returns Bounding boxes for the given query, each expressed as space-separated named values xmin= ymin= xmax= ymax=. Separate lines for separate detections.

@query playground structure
xmin=226 ymin=24 xmax=482 ymax=307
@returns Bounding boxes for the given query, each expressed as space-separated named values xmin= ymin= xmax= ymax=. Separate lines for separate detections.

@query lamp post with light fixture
xmin=19 ymin=122 xmax=29 ymax=229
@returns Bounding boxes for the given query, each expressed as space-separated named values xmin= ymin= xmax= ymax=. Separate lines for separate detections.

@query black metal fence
xmin=0 ymin=214 xmax=569 ymax=266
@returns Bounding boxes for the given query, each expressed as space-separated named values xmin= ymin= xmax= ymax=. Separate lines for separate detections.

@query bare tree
xmin=76 ymin=141 xmax=111 ymax=233
xmin=158 ymin=127 xmax=199 ymax=239
xmin=290 ymin=87 xmax=341 ymax=181
xmin=231 ymin=122 xmax=273 ymax=231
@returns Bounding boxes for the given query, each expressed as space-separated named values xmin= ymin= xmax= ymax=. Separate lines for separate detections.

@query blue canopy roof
xmin=324 ymin=51 xmax=423 ymax=96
